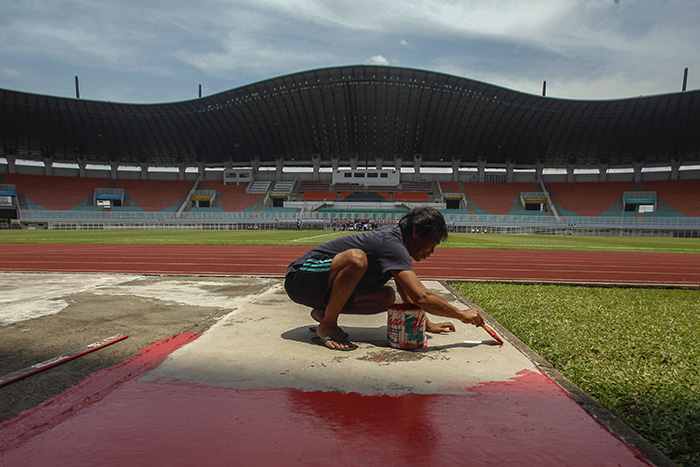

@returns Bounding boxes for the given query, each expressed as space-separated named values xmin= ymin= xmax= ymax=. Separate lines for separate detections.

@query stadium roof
xmin=2 ymin=65 xmax=699 ymax=169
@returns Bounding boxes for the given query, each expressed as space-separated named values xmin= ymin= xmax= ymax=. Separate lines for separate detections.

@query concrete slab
xmin=0 ymin=272 xmax=142 ymax=326
xmin=0 ymin=272 xmax=274 ymax=420
xmin=148 ymin=280 xmax=533 ymax=394
xmin=0 ymin=272 xmax=665 ymax=466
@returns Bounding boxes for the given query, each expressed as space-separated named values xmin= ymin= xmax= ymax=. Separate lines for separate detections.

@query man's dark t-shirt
xmin=286 ymin=226 xmax=413 ymax=294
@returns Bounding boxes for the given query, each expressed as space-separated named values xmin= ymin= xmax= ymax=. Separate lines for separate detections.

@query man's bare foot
xmin=310 ymin=308 xmax=325 ymax=323
xmin=316 ymin=322 xmax=357 ymax=350
xmin=310 ymin=309 xmax=349 ymax=337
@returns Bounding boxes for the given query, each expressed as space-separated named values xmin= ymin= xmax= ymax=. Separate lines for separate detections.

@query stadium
xmin=2 ymin=66 xmax=700 ymax=466
xmin=2 ymin=65 xmax=699 ymax=236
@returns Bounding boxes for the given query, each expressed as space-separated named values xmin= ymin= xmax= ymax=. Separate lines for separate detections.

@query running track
xmin=1 ymin=243 xmax=698 ymax=287
xmin=1 ymin=244 xmax=684 ymax=466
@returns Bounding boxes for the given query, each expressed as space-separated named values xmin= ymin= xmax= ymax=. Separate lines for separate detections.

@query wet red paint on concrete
xmin=0 ymin=332 xmax=200 ymax=456
xmin=0 ymin=244 xmax=672 ymax=465
xmin=2 ymin=243 xmax=699 ymax=286
xmin=0 ymin=336 xmax=651 ymax=466
xmin=1 ymin=353 xmax=650 ymax=466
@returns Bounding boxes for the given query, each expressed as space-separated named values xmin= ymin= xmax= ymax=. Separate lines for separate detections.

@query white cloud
xmin=366 ymin=55 xmax=390 ymax=66
xmin=261 ymin=0 xmax=574 ymax=43
xmin=0 ymin=1 xmax=180 ymax=75
xmin=176 ymin=33 xmax=334 ymax=80
xmin=1 ymin=0 xmax=698 ymax=101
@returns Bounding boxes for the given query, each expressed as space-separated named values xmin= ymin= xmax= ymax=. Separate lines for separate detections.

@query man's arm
xmin=395 ymin=279 xmax=410 ymax=303
xmin=392 ymin=269 xmax=484 ymax=327
xmin=395 ymin=277 xmax=453 ymax=333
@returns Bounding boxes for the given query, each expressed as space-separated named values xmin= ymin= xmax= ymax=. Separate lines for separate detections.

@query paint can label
xmin=387 ymin=303 xmax=427 ymax=350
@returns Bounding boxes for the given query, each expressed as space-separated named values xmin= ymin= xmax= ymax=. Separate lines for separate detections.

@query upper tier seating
xmin=642 ymin=179 xmax=700 ymax=216
xmin=394 ymin=192 xmax=429 ymax=202
xmin=115 ymin=179 xmax=192 ymax=211
xmin=462 ymin=182 xmax=537 ymax=215
xmin=439 ymin=182 xmax=462 ymax=194
xmin=333 ymin=183 xmax=363 ymax=192
xmin=401 ymin=181 xmax=433 ymax=193
xmin=201 ymin=181 xmax=264 ymax=211
xmin=299 ymin=181 xmax=330 ymax=191
xmin=302 ymin=191 xmax=338 ymax=201
xmin=4 ymin=173 xmax=109 ymax=210
xmin=548 ymin=181 xmax=634 ymax=216
xmin=367 ymin=185 xmax=396 ymax=192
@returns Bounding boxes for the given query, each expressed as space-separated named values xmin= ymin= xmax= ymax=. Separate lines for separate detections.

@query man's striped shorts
xmin=284 ymin=255 xmax=355 ymax=311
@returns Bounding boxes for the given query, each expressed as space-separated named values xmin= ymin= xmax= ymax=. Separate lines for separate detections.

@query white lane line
xmin=289 ymin=232 xmax=343 ymax=243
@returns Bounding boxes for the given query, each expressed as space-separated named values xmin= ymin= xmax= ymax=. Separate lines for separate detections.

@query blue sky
xmin=1 ymin=0 xmax=698 ymax=103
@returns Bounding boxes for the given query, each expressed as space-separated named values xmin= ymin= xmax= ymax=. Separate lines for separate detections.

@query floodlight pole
xmin=682 ymin=68 xmax=688 ymax=92
xmin=75 ymin=76 xmax=80 ymax=99
xmin=542 ymin=80 xmax=546 ymax=97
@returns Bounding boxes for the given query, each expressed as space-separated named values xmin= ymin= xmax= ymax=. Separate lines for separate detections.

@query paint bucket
xmin=387 ymin=303 xmax=427 ymax=349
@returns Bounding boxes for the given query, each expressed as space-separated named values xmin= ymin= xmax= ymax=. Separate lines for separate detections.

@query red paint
xmin=0 ymin=332 xmax=200 ymax=455
xmin=0 ymin=334 xmax=128 ymax=388
xmin=0 ymin=368 xmax=650 ymax=466
xmin=1 ymin=243 xmax=698 ymax=286
xmin=0 ymin=244 xmax=673 ymax=466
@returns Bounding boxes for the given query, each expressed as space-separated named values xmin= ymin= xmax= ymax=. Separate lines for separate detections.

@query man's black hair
xmin=398 ymin=207 xmax=448 ymax=241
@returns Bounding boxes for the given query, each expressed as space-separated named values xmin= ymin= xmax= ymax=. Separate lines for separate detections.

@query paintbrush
xmin=482 ymin=324 xmax=504 ymax=345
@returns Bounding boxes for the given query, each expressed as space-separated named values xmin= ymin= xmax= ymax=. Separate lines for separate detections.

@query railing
xmin=624 ymin=191 xmax=656 ymax=201
xmin=20 ymin=209 xmax=174 ymax=220
xmin=183 ymin=210 xmax=296 ymax=220
xmin=521 ymin=191 xmax=548 ymax=200
xmin=444 ymin=213 xmax=700 ymax=227
xmin=190 ymin=189 xmax=217 ymax=198
xmin=18 ymin=209 xmax=700 ymax=228
xmin=308 ymin=210 xmax=406 ymax=221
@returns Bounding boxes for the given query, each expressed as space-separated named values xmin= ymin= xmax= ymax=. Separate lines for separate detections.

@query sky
xmin=1 ymin=0 xmax=699 ymax=104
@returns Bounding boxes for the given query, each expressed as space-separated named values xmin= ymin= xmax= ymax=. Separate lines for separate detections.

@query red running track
xmin=1 ymin=243 xmax=698 ymax=287
xmin=0 ymin=335 xmax=652 ymax=466
xmin=0 ymin=244 xmax=671 ymax=466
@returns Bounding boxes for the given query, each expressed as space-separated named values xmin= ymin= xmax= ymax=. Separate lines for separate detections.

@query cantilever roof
xmin=2 ymin=65 xmax=699 ymax=168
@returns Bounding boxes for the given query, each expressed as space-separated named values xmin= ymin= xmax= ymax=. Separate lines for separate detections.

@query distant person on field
xmin=285 ymin=207 xmax=485 ymax=350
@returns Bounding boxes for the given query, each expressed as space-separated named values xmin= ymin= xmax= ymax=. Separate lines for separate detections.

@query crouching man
xmin=285 ymin=207 xmax=484 ymax=350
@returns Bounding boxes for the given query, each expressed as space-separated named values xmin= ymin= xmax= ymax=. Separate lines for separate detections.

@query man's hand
xmin=459 ymin=308 xmax=485 ymax=327
xmin=426 ymin=319 xmax=455 ymax=334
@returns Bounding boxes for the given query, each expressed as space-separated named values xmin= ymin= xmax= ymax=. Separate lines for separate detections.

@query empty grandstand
xmin=1 ymin=65 xmax=699 ymax=236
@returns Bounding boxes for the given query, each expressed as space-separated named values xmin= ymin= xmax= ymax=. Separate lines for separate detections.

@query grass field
xmin=1 ymin=228 xmax=699 ymax=464
xmin=451 ymin=282 xmax=699 ymax=466
xmin=2 ymin=229 xmax=700 ymax=254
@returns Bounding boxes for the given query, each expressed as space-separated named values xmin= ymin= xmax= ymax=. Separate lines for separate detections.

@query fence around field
xmin=16 ymin=208 xmax=700 ymax=237
xmin=19 ymin=208 xmax=700 ymax=225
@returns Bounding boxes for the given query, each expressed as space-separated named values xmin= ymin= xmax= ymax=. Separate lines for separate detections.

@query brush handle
xmin=482 ymin=324 xmax=504 ymax=344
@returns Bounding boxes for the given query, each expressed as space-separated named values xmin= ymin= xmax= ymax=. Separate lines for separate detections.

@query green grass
xmin=1 ymin=229 xmax=700 ymax=253
xmin=2 ymin=228 xmax=699 ymax=464
xmin=450 ymin=282 xmax=700 ymax=467
xmin=0 ymin=229 xmax=349 ymax=245
xmin=442 ymin=232 xmax=700 ymax=254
